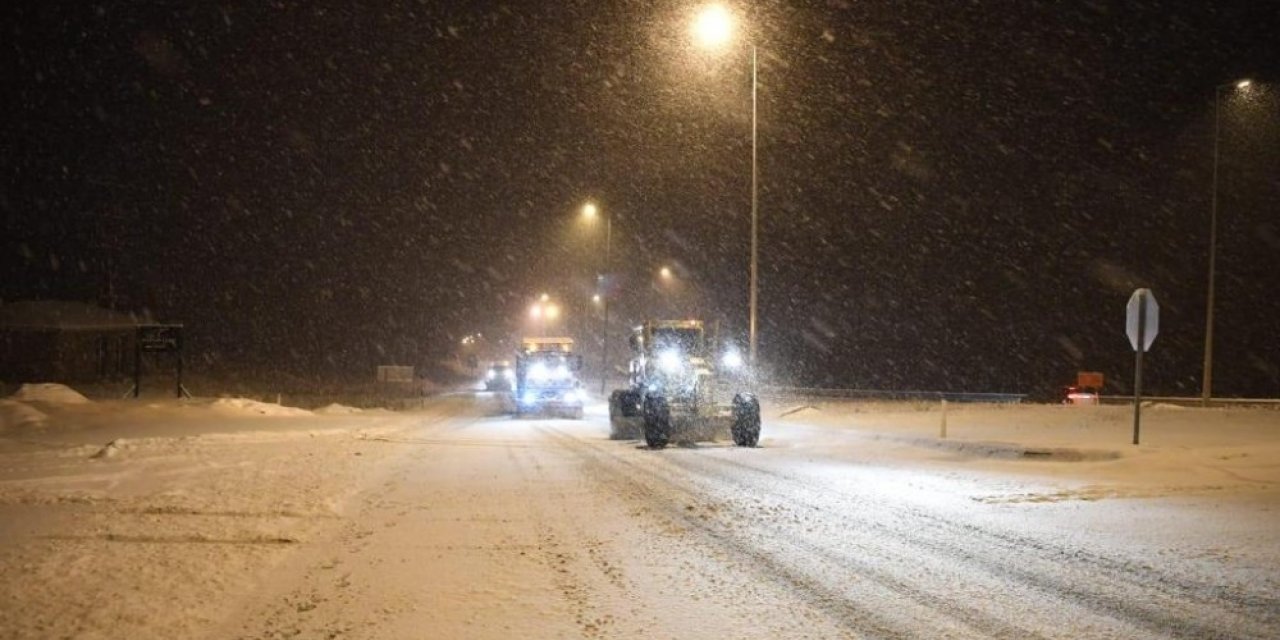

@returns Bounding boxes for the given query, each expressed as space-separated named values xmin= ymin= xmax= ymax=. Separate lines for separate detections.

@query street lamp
xmin=693 ymin=3 xmax=759 ymax=366
xmin=1202 ymin=78 xmax=1253 ymax=405
xmin=581 ymin=201 xmax=614 ymax=393
xmin=530 ymin=299 xmax=560 ymax=337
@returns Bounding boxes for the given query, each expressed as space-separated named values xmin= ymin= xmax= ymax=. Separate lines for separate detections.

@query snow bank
xmin=9 ymin=383 xmax=91 ymax=405
xmin=209 ymin=397 xmax=313 ymax=417
xmin=315 ymin=403 xmax=363 ymax=415
xmin=0 ymin=399 xmax=49 ymax=432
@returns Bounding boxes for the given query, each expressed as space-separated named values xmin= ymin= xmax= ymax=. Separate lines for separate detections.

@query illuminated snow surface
xmin=1 ymin=389 xmax=1277 ymax=639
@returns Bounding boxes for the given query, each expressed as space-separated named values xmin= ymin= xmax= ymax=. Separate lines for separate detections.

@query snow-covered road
xmin=3 ymin=392 xmax=1278 ymax=638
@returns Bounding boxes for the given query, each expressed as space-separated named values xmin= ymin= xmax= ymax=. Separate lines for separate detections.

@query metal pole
xmin=748 ymin=44 xmax=759 ymax=366
xmin=600 ymin=215 xmax=612 ymax=395
xmin=1201 ymin=86 xmax=1222 ymax=406
xmin=1133 ymin=294 xmax=1146 ymax=446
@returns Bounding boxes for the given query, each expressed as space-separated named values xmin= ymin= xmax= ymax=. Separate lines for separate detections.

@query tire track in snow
xmin=538 ymin=425 xmax=1007 ymax=639
xmin=652 ymin=444 xmax=1280 ymax=640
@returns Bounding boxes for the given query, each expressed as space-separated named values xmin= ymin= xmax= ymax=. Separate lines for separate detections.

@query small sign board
xmin=1076 ymin=371 xmax=1104 ymax=390
xmin=138 ymin=324 xmax=183 ymax=352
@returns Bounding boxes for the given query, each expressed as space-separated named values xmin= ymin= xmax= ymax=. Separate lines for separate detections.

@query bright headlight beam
xmin=721 ymin=350 xmax=743 ymax=369
xmin=659 ymin=349 xmax=683 ymax=373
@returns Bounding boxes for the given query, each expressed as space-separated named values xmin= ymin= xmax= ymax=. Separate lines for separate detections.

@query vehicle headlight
xmin=522 ymin=390 xmax=538 ymax=404
xmin=486 ymin=370 xmax=496 ymax=380
xmin=530 ymin=362 xmax=549 ymax=381
xmin=553 ymin=365 xmax=569 ymax=379
xmin=658 ymin=349 xmax=683 ymax=373
xmin=721 ymin=349 xmax=743 ymax=369
xmin=503 ymin=370 xmax=515 ymax=381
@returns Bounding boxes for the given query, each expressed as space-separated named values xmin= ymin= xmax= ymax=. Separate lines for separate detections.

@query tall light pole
xmin=1202 ymin=78 xmax=1252 ymax=405
xmin=693 ymin=4 xmax=760 ymax=366
xmin=582 ymin=202 xmax=613 ymax=394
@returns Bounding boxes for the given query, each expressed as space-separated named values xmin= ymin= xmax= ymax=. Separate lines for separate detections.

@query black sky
xmin=4 ymin=1 xmax=1279 ymax=396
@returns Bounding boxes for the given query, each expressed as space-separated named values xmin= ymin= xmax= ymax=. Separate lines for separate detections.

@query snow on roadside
xmin=0 ymin=397 xmax=437 ymax=640
xmin=768 ymin=400 xmax=1280 ymax=502
xmin=9 ymin=382 xmax=91 ymax=405
xmin=0 ymin=399 xmax=48 ymax=432
xmin=315 ymin=403 xmax=363 ymax=415
xmin=209 ymin=397 xmax=313 ymax=417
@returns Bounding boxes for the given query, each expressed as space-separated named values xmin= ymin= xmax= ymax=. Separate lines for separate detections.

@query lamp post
xmin=693 ymin=4 xmax=759 ymax=366
xmin=1202 ymin=78 xmax=1252 ymax=405
xmin=582 ymin=202 xmax=613 ymax=394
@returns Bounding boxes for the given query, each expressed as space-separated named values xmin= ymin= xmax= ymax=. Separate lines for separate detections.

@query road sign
xmin=138 ymin=324 xmax=183 ymax=352
xmin=1126 ymin=289 xmax=1158 ymax=352
xmin=1125 ymin=289 xmax=1158 ymax=446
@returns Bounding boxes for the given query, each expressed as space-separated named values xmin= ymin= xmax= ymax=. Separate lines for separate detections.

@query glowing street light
xmin=530 ymin=299 xmax=561 ymax=336
xmin=659 ymin=266 xmax=673 ymax=279
xmin=692 ymin=3 xmax=760 ymax=366
xmin=692 ymin=4 xmax=733 ymax=49
xmin=1202 ymin=78 xmax=1254 ymax=405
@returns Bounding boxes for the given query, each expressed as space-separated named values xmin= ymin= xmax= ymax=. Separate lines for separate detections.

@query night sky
xmin=4 ymin=1 xmax=1279 ymax=397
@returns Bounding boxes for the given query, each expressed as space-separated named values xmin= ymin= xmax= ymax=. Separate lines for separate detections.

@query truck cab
xmin=514 ymin=337 xmax=585 ymax=419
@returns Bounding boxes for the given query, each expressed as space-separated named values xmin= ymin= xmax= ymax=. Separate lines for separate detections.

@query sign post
xmin=1125 ymin=289 xmax=1159 ymax=445
xmin=133 ymin=324 xmax=186 ymax=398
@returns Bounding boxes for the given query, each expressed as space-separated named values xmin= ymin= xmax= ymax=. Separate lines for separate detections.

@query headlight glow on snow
xmin=721 ymin=349 xmax=743 ymax=369
xmin=530 ymin=362 xmax=549 ymax=381
xmin=658 ymin=349 xmax=683 ymax=373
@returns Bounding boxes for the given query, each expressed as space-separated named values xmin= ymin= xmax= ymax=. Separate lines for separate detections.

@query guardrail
xmin=1097 ymin=395 xmax=1280 ymax=408
xmin=758 ymin=386 xmax=1026 ymax=404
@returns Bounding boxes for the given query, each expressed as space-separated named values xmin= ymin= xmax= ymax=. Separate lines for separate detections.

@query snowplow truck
xmin=608 ymin=320 xmax=760 ymax=448
xmin=514 ymin=337 xmax=585 ymax=419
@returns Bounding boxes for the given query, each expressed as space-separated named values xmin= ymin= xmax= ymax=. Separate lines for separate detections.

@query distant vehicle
xmin=484 ymin=362 xmax=515 ymax=391
xmin=1061 ymin=385 xmax=1099 ymax=405
xmin=608 ymin=320 xmax=759 ymax=448
xmin=514 ymin=337 xmax=584 ymax=419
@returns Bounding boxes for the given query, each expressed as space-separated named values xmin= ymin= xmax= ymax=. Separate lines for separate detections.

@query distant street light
xmin=693 ymin=3 xmax=760 ymax=366
xmin=1202 ymin=78 xmax=1253 ymax=405
xmin=659 ymin=266 xmax=673 ymax=279
xmin=581 ymin=201 xmax=614 ymax=394
xmin=530 ymin=299 xmax=560 ymax=336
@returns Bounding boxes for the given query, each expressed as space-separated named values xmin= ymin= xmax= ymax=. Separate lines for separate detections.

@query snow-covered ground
xmin=1 ymin=385 xmax=1277 ymax=638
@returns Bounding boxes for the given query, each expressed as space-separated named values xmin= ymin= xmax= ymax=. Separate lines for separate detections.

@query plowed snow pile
xmin=315 ymin=403 xmax=362 ymax=415
xmin=0 ymin=400 xmax=48 ymax=432
xmin=9 ymin=383 xmax=90 ymax=405
xmin=209 ymin=397 xmax=313 ymax=417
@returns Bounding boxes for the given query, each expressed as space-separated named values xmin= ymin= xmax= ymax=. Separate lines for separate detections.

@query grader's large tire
xmin=609 ymin=390 xmax=640 ymax=439
xmin=731 ymin=393 xmax=761 ymax=447
xmin=642 ymin=394 xmax=671 ymax=449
